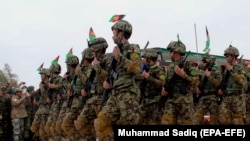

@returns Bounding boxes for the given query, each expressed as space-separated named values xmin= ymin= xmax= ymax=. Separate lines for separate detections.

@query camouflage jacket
xmin=11 ymin=95 xmax=27 ymax=119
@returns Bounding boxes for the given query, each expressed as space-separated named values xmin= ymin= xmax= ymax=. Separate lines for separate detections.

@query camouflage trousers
xmin=94 ymin=87 xmax=141 ymax=141
xmin=12 ymin=118 xmax=25 ymax=141
xmin=218 ymin=94 xmax=246 ymax=125
xmin=245 ymin=93 xmax=250 ymax=124
xmin=77 ymin=95 xmax=103 ymax=141
xmin=139 ymin=98 xmax=163 ymax=125
xmin=161 ymin=93 xmax=195 ymax=125
xmin=193 ymin=94 xmax=220 ymax=125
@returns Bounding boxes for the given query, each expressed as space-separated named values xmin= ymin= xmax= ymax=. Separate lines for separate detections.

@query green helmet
xmin=166 ymin=40 xmax=186 ymax=56
xmin=111 ymin=20 xmax=132 ymax=34
xmin=39 ymin=68 xmax=50 ymax=76
xmin=81 ymin=48 xmax=94 ymax=60
xmin=49 ymin=63 xmax=61 ymax=74
xmin=89 ymin=37 xmax=108 ymax=51
xmin=141 ymin=49 xmax=158 ymax=59
xmin=224 ymin=45 xmax=239 ymax=57
xmin=65 ymin=55 xmax=79 ymax=65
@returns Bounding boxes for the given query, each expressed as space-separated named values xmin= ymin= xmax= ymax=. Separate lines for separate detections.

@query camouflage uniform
xmin=11 ymin=88 xmax=29 ymax=141
xmin=94 ymin=20 xmax=143 ymax=141
xmin=31 ymin=68 xmax=50 ymax=141
xmin=161 ymin=40 xmax=198 ymax=125
xmin=74 ymin=37 xmax=109 ymax=141
xmin=139 ymin=49 xmax=165 ymax=125
xmin=0 ymin=89 xmax=12 ymax=141
xmin=193 ymin=55 xmax=222 ymax=125
xmin=61 ymin=56 xmax=82 ymax=140
xmin=44 ymin=63 xmax=64 ymax=141
xmin=218 ymin=45 xmax=247 ymax=125
xmin=245 ymin=67 xmax=250 ymax=124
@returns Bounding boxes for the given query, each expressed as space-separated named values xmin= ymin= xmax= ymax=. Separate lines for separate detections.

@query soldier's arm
xmin=146 ymin=69 xmax=166 ymax=88
xmin=11 ymin=96 xmax=26 ymax=106
xmin=208 ymin=68 xmax=222 ymax=87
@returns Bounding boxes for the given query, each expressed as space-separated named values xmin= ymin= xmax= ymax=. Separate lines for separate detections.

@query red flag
xmin=51 ymin=55 xmax=59 ymax=64
xmin=37 ymin=63 xmax=44 ymax=71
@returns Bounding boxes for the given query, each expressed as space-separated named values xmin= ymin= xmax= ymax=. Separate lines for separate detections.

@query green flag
xmin=203 ymin=26 xmax=210 ymax=52
xmin=51 ymin=55 xmax=59 ymax=64
xmin=36 ymin=63 xmax=44 ymax=71
xmin=66 ymin=48 xmax=73 ymax=59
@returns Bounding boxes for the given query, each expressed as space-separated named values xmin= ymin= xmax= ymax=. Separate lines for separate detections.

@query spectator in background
xmin=11 ymin=88 xmax=30 ymax=141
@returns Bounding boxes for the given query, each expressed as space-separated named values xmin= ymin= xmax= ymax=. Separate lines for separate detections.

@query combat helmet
xmin=166 ymin=40 xmax=186 ymax=56
xmin=49 ymin=63 xmax=61 ymax=74
xmin=111 ymin=20 xmax=132 ymax=34
xmin=224 ymin=45 xmax=239 ymax=57
xmin=39 ymin=68 xmax=50 ymax=76
xmin=89 ymin=37 xmax=108 ymax=52
xmin=65 ymin=55 xmax=79 ymax=66
xmin=141 ymin=49 xmax=158 ymax=61
xmin=81 ymin=48 xmax=94 ymax=61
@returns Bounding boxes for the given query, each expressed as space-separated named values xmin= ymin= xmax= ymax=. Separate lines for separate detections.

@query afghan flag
xmin=37 ymin=63 xmax=44 ymax=71
xmin=89 ymin=27 xmax=96 ymax=41
xmin=109 ymin=14 xmax=125 ymax=22
xmin=51 ymin=55 xmax=60 ymax=64
xmin=203 ymin=26 xmax=210 ymax=52
xmin=66 ymin=48 xmax=73 ymax=59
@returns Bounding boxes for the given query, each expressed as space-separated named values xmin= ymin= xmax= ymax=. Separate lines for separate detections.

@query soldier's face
xmin=112 ymin=29 xmax=122 ymax=44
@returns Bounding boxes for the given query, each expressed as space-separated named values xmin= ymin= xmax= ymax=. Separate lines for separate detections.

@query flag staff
xmin=194 ymin=23 xmax=199 ymax=64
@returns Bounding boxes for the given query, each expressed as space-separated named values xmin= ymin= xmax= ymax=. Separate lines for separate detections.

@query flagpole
xmin=194 ymin=23 xmax=199 ymax=64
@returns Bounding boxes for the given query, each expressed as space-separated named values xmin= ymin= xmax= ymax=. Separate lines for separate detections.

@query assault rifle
xmin=66 ymin=73 xmax=77 ymax=107
xmin=194 ymin=57 xmax=215 ymax=104
xmin=101 ymin=26 xmax=126 ymax=104
xmin=197 ymin=57 xmax=216 ymax=94
xmin=79 ymin=68 xmax=96 ymax=108
xmin=162 ymin=50 xmax=191 ymax=98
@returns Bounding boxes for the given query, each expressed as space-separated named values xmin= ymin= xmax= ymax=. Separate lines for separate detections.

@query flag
xmin=66 ymin=48 xmax=73 ymax=59
xmin=203 ymin=26 xmax=210 ymax=52
xmin=89 ymin=27 xmax=96 ymax=41
xmin=109 ymin=14 xmax=125 ymax=22
xmin=51 ymin=55 xmax=59 ymax=64
xmin=37 ymin=63 xmax=44 ymax=71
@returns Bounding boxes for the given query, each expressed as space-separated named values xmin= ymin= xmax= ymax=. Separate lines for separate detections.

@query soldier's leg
xmin=161 ymin=98 xmax=177 ymax=125
xmin=12 ymin=118 xmax=21 ymax=141
xmin=218 ymin=96 xmax=231 ymax=125
xmin=232 ymin=95 xmax=246 ymax=125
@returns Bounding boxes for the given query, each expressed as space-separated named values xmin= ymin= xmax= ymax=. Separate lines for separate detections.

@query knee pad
xmin=94 ymin=112 xmax=113 ymax=141
xmin=44 ymin=122 xmax=52 ymax=136
xmin=30 ymin=122 xmax=39 ymax=134
xmin=232 ymin=114 xmax=245 ymax=125
xmin=218 ymin=109 xmax=231 ymax=125
xmin=74 ymin=115 xmax=88 ymax=131
xmin=193 ymin=109 xmax=205 ymax=125
xmin=161 ymin=114 xmax=175 ymax=125
xmin=245 ymin=114 xmax=250 ymax=125
xmin=55 ymin=121 xmax=62 ymax=135
xmin=61 ymin=117 xmax=76 ymax=136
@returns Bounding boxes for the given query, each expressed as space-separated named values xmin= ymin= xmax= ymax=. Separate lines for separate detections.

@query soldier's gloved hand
xmin=113 ymin=46 xmax=121 ymax=58
xmin=175 ymin=66 xmax=185 ymax=77
xmin=66 ymin=90 xmax=72 ymax=97
xmin=218 ymin=89 xmax=224 ymax=95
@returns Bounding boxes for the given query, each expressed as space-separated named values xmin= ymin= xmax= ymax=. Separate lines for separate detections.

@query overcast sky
xmin=1 ymin=0 xmax=249 ymax=88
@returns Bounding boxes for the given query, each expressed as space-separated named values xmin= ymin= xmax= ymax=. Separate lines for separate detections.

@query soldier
xmin=245 ymin=64 xmax=250 ymax=124
xmin=58 ymin=54 xmax=80 ymax=140
xmin=44 ymin=58 xmax=64 ymax=141
xmin=139 ymin=49 xmax=165 ymax=125
xmin=193 ymin=53 xmax=222 ymax=125
xmin=30 ymin=68 xmax=50 ymax=141
xmin=94 ymin=20 xmax=143 ymax=141
xmin=161 ymin=40 xmax=198 ymax=125
xmin=11 ymin=88 xmax=30 ymax=141
xmin=74 ymin=37 xmax=109 ymax=140
xmin=217 ymin=45 xmax=247 ymax=125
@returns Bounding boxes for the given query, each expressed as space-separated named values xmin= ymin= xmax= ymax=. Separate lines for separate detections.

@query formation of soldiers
xmin=1 ymin=19 xmax=250 ymax=141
